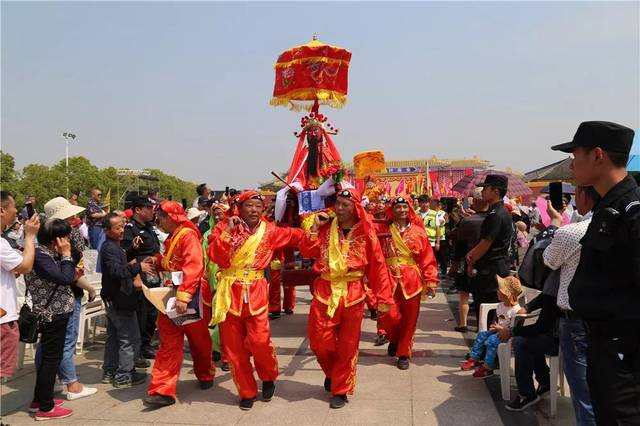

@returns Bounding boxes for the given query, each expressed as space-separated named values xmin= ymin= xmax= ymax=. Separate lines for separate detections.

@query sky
xmin=2 ymin=1 xmax=639 ymax=188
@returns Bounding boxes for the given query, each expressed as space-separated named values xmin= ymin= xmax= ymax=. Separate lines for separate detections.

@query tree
xmin=1 ymin=151 xmax=18 ymax=194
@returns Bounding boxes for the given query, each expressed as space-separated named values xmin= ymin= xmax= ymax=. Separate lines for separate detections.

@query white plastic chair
xmin=479 ymin=304 xmax=565 ymax=416
xmin=75 ymin=271 xmax=105 ymax=355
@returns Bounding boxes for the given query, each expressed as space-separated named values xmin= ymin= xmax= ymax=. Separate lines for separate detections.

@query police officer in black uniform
xmin=465 ymin=174 xmax=514 ymax=324
xmin=552 ymin=121 xmax=640 ymax=425
xmin=122 ymin=196 xmax=161 ymax=363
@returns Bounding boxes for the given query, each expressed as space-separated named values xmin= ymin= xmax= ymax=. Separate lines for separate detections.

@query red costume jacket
xmin=208 ymin=220 xmax=304 ymax=317
xmin=375 ymin=222 xmax=439 ymax=299
xmin=156 ymin=226 xmax=211 ymax=306
xmin=299 ymin=218 xmax=394 ymax=311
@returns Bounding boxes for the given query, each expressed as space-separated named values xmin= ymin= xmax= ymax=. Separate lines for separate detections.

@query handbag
xmin=18 ymin=284 xmax=61 ymax=344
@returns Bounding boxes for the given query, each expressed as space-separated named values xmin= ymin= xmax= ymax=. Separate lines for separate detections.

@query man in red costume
xmin=143 ymin=201 xmax=214 ymax=408
xmin=375 ymin=195 xmax=439 ymax=370
xmin=268 ymin=249 xmax=296 ymax=319
xmin=208 ymin=190 xmax=305 ymax=410
xmin=300 ymin=188 xmax=394 ymax=409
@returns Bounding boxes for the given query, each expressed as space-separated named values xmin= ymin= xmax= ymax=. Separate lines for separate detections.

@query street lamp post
xmin=62 ymin=132 xmax=77 ymax=198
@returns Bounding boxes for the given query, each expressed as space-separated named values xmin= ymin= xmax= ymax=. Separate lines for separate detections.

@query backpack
xmin=517 ymin=227 xmax=557 ymax=290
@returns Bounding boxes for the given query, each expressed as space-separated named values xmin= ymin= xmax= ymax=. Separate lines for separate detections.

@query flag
xmin=425 ymin=161 xmax=432 ymax=197
xmin=103 ymin=188 xmax=111 ymax=209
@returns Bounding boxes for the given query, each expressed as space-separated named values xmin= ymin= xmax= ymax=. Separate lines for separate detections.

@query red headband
xmin=337 ymin=187 xmax=373 ymax=235
xmin=385 ymin=195 xmax=423 ymax=227
xmin=229 ymin=190 xmax=265 ymax=217
xmin=159 ymin=200 xmax=201 ymax=236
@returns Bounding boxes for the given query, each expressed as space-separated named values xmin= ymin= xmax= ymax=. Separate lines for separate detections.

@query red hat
xmin=336 ymin=187 xmax=373 ymax=235
xmin=159 ymin=200 xmax=201 ymax=237
xmin=229 ymin=190 xmax=265 ymax=217
xmin=384 ymin=195 xmax=423 ymax=227
xmin=124 ymin=208 xmax=134 ymax=219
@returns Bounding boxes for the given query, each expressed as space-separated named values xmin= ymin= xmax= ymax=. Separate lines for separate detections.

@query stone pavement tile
xmin=236 ymin=394 xmax=329 ymax=425
xmin=323 ymin=399 xmax=412 ymax=425
xmin=410 ymin=365 xmax=493 ymax=403
xmin=351 ymin=363 xmax=411 ymax=401
xmin=413 ymin=399 xmax=503 ymax=426
xmin=156 ymin=400 xmax=246 ymax=425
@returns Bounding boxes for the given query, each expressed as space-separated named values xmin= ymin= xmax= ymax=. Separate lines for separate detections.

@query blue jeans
xmin=470 ymin=330 xmax=501 ymax=368
xmin=512 ymin=334 xmax=558 ymax=398
xmin=88 ymin=225 xmax=104 ymax=250
xmin=35 ymin=297 xmax=81 ymax=384
xmin=103 ymin=305 xmax=140 ymax=381
xmin=559 ymin=318 xmax=596 ymax=426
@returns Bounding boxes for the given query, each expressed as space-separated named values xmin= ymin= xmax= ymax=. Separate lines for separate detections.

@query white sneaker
xmin=66 ymin=386 xmax=98 ymax=401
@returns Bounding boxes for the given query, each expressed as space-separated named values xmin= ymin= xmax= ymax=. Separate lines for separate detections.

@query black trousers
xmin=436 ymin=240 xmax=449 ymax=275
xmin=584 ymin=321 xmax=640 ymax=426
xmin=33 ymin=316 xmax=69 ymax=411
xmin=136 ymin=293 xmax=157 ymax=352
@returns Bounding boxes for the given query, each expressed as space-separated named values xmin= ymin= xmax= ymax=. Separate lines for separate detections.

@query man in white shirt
xmin=542 ymin=185 xmax=599 ymax=426
xmin=0 ymin=191 xmax=40 ymax=378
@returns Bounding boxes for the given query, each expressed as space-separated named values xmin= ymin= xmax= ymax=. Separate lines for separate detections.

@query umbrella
xmin=270 ymin=36 xmax=352 ymax=112
xmin=540 ymin=182 xmax=575 ymax=194
xmin=451 ymin=170 xmax=533 ymax=197
xmin=627 ymin=129 xmax=639 ymax=172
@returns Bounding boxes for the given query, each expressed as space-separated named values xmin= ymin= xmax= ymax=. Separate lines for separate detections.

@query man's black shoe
xmin=536 ymin=384 xmax=550 ymax=396
xmin=397 ymin=356 xmax=410 ymax=370
xmin=135 ymin=358 xmax=151 ymax=369
xmin=269 ymin=312 xmax=281 ymax=320
xmin=387 ymin=342 xmax=398 ymax=357
xmin=373 ymin=334 xmax=389 ymax=346
xmin=212 ymin=350 xmax=221 ymax=362
xmin=262 ymin=381 xmax=275 ymax=401
xmin=324 ymin=377 xmax=331 ymax=392
xmin=329 ymin=394 xmax=348 ymax=409
xmin=505 ymin=394 xmax=541 ymax=412
xmin=239 ymin=397 xmax=256 ymax=410
xmin=199 ymin=380 xmax=214 ymax=390
xmin=143 ymin=394 xmax=176 ymax=408
xmin=221 ymin=362 xmax=230 ymax=372
xmin=284 ymin=309 xmax=294 ymax=315
xmin=369 ymin=309 xmax=378 ymax=320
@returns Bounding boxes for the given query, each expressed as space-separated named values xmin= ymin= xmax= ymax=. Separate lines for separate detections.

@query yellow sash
xmin=389 ymin=223 xmax=419 ymax=266
xmin=320 ymin=219 xmax=364 ymax=317
xmin=161 ymin=225 xmax=194 ymax=272
xmin=211 ymin=221 xmax=266 ymax=325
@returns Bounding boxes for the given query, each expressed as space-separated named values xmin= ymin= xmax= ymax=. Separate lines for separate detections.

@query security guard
xmin=122 ymin=196 xmax=162 ymax=362
xmin=552 ymin=121 xmax=640 ymax=425
xmin=465 ymin=175 xmax=513 ymax=323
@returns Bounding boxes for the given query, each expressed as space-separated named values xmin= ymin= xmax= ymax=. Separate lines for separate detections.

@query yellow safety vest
xmin=423 ymin=209 xmax=438 ymax=241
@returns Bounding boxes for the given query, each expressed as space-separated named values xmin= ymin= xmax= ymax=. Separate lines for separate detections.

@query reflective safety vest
xmin=437 ymin=210 xmax=447 ymax=241
xmin=422 ymin=210 xmax=439 ymax=242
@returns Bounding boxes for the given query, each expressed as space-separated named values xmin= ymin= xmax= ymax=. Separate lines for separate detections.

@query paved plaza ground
xmin=1 ymin=281 xmax=575 ymax=425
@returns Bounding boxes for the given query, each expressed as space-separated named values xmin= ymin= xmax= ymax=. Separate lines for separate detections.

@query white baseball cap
xmin=186 ymin=207 xmax=204 ymax=221
xmin=44 ymin=197 xmax=86 ymax=220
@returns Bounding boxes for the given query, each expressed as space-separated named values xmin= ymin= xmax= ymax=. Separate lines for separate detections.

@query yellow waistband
xmin=220 ymin=269 xmax=265 ymax=283
xmin=385 ymin=256 xmax=417 ymax=268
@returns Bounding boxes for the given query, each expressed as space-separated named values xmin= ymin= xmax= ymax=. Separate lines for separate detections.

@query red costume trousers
xmin=148 ymin=305 xmax=214 ymax=398
xmin=219 ymin=303 xmax=279 ymax=399
xmin=308 ymin=298 xmax=364 ymax=396
xmin=383 ymin=287 xmax=421 ymax=358
xmin=268 ymin=268 xmax=296 ymax=313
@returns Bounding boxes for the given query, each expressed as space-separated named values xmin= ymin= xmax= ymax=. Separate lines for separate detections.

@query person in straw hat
xmin=38 ymin=197 xmax=98 ymax=401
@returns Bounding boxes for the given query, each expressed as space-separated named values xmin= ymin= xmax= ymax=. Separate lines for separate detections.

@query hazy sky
xmin=2 ymin=1 xmax=638 ymax=188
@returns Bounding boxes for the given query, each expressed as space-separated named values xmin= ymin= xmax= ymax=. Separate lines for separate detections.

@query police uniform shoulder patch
xmin=125 ymin=222 xmax=133 ymax=228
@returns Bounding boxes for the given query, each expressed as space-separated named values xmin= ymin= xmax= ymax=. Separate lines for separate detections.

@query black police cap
xmin=477 ymin=174 xmax=508 ymax=190
xmin=132 ymin=196 xmax=154 ymax=209
xmin=551 ymin=121 xmax=635 ymax=154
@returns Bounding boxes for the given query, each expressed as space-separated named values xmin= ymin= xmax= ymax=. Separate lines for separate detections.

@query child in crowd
xmin=461 ymin=275 xmax=525 ymax=378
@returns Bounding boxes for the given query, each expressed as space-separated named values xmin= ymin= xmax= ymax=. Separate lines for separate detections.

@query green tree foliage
xmin=0 ymin=152 xmax=196 ymax=211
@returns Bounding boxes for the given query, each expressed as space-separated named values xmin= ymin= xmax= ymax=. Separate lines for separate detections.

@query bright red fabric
xmin=147 ymin=305 xmax=214 ymax=398
xmin=308 ymin=298 xmax=363 ymax=395
xmin=219 ymin=304 xmax=279 ymax=399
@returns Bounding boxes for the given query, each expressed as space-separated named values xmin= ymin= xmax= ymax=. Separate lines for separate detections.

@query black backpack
xmin=518 ymin=227 xmax=557 ymax=290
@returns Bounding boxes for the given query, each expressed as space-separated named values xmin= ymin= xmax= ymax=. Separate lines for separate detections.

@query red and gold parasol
xmin=270 ymin=36 xmax=352 ymax=111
